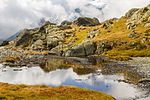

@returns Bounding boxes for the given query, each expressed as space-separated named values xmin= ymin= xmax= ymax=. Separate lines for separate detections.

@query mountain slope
xmin=6 ymin=32 xmax=19 ymax=42
xmin=13 ymin=4 xmax=150 ymax=58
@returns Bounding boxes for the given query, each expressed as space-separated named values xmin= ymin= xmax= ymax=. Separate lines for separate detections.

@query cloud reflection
xmin=0 ymin=65 xmax=145 ymax=99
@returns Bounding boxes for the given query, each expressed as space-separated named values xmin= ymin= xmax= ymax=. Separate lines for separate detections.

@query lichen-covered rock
xmin=126 ymin=4 xmax=150 ymax=29
xmin=125 ymin=8 xmax=139 ymax=18
xmin=74 ymin=17 xmax=100 ymax=26
xmin=31 ymin=40 xmax=44 ymax=50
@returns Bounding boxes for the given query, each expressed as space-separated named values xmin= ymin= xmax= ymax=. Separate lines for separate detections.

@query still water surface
xmin=0 ymin=64 xmax=147 ymax=100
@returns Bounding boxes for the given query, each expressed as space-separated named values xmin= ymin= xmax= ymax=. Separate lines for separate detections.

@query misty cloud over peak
xmin=0 ymin=0 xmax=149 ymax=39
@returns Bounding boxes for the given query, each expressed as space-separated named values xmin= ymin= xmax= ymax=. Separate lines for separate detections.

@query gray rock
xmin=65 ymin=41 xmax=96 ymax=57
xmin=65 ymin=44 xmax=86 ymax=57
xmin=74 ymin=17 xmax=100 ymax=26
xmin=84 ymin=41 xmax=96 ymax=55
xmin=49 ymin=45 xmax=63 ymax=56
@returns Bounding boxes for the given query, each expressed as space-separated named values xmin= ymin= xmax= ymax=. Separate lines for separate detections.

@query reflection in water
xmin=0 ymin=64 xmax=146 ymax=100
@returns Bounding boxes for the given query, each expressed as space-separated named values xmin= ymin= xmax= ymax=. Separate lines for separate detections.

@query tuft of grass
xmin=25 ymin=50 xmax=49 ymax=55
xmin=107 ymin=55 xmax=132 ymax=61
xmin=3 ymin=56 xmax=20 ymax=63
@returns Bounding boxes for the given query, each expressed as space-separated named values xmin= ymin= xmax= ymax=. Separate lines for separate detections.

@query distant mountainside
xmin=6 ymin=32 xmax=19 ymax=42
xmin=0 ymin=39 xmax=3 ymax=45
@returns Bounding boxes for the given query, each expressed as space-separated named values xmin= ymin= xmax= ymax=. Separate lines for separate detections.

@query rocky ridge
xmin=1 ymin=4 xmax=150 ymax=58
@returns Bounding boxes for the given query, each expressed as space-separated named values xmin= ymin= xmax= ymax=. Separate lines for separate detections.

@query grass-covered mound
xmin=0 ymin=83 xmax=115 ymax=100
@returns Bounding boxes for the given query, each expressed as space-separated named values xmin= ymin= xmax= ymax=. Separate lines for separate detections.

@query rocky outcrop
xmin=12 ymin=4 xmax=149 ymax=57
xmin=61 ymin=20 xmax=72 ymax=26
xmin=65 ymin=41 xmax=96 ymax=57
xmin=125 ymin=8 xmax=139 ymax=18
xmin=126 ymin=4 xmax=150 ymax=29
xmin=74 ymin=17 xmax=100 ymax=26
xmin=15 ymin=29 xmax=33 ymax=47
xmin=15 ymin=21 xmax=65 ymax=50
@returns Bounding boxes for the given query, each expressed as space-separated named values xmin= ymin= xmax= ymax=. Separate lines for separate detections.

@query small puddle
xmin=0 ymin=64 xmax=148 ymax=100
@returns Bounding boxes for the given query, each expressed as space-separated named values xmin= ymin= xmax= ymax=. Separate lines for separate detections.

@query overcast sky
xmin=0 ymin=0 xmax=150 ymax=39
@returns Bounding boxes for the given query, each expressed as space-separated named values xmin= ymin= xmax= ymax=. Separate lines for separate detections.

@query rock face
xmin=15 ymin=21 xmax=65 ymax=50
xmin=125 ymin=8 xmax=139 ymax=18
xmin=74 ymin=17 xmax=100 ymax=26
xmin=15 ymin=29 xmax=33 ymax=47
xmin=65 ymin=41 xmax=96 ymax=57
xmin=126 ymin=4 xmax=150 ymax=29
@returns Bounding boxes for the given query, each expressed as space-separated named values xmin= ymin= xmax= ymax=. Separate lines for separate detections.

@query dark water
xmin=0 ymin=64 xmax=148 ymax=100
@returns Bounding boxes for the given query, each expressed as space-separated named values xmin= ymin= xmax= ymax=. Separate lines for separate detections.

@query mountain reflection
xmin=39 ymin=56 xmax=96 ymax=75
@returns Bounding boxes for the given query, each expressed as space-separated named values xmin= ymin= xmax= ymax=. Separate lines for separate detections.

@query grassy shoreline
xmin=0 ymin=82 xmax=115 ymax=100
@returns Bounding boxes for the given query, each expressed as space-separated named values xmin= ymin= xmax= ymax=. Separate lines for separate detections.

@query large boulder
xmin=65 ymin=41 xmax=96 ymax=57
xmin=65 ymin=45 xmax=85 ymax=57
xmin=74 ymin=17 xmax=100 ymax=26
xmin=84 ymin=41 xmax=96 ymax=55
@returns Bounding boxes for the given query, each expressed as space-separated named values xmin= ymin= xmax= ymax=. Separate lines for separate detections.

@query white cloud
xmin=0 ymin=0 xmax=149 ymax=39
